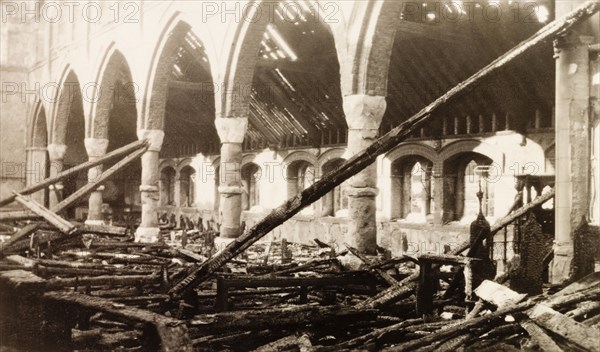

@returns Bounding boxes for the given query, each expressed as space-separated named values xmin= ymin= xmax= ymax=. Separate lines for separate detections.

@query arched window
xmin=461 ymin=156 xmax=493 ymax=221
xmin=391 ymin=156 xmax=433 ymax=222
xmin=160 ymin=167 xmax=176 ymax=206
xmin=444 ymin=153 xmax=494 ymax=223
xmin=179 ymin=165 xmax=196 ymax=207
xmin=242 ymin=163 xmax=261 ymax=211
xmin=321 ymin=158 xmax=347 ymax=217
xmin=286 ymin=160 xmax=316 ymax=214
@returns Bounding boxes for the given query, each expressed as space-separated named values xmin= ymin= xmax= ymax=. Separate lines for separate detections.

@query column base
xmin=214 ymin=236 xmax=236 ymax=254
xmin=84 ymin=219 xmax=105 ymax=226
xmin=550 ymin=242 xmax=574 ymax=285
xmin=220 ymin=226 xmax=241 ymax=239
xmin=135 ymin=227 xmax=161 ymax=243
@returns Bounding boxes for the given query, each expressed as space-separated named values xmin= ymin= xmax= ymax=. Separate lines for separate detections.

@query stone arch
xmin=241 ymin=154 xmax=258 ymax=169
xmin=50 ymin=69 xmax=85 ymax=145
xmin=282 ymin=151 xmax=318 ymax=169
xmin=159 ymin=159 xmax=178 ymax=174
xmin=177 ymin=158 xmax=194 ymax=172
xmin=316 ymin=148 xmax=346 ymax=176
xmin=90 ymin=45 xmax=138 ymax=139
xmin=439 ymin=139 xmax=504 ymax=170
xmin=384 ymin=143 xmax=440 ymax=176
xmin=142 ymin=19 xmax=193 ymax=130
xmin=221 ymin=0 xmax=347 ymax=118
xmin=29 ymin=100 xmax=48 ymax=148
xmin=344 ymin=0 xmax=402 ymax=96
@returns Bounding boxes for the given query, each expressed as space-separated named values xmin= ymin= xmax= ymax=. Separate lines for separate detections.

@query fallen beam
xmin=0 ymin=139 xmax=147 ymax=208
xmin=528 ymin=304 xmax=600 ymax=352
xmin=0 ymin=146 xmax=148 ymax=222
xmin=44 ymin=292 xmax=192 ymax=351
xmin=167 ymin=0 xmax=597 ymax=298
xmin=13 ymin=193 xmax=77 ymax=235
xmin=357 ymin=190 xmax=555 ymax=309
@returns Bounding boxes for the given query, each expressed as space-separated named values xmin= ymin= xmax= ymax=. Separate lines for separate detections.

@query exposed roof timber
xmin=257 ymin=69 xmax=322 ymax=138
xmin=169 ymin=80 xmax=214 ymax=92
xmin=180 ymin=38 xmax=212 ymax=74
xmin=396 ymin=21 xmax=471 ymax=44
xmin=255 ymin=58 xmax=327 ymax=75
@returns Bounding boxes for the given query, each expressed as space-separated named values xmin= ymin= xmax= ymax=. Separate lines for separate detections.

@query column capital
xmin=343 ymin=94 xmax=386 ymax=130
xmin=47 ymin=143 xmax=67 ymax=161
xmin=553 ymin=34 xmax=595 ymax=55
xmin=84 ymin=138 xmax=109 ymax=158
xmin=215 ymin=117 xmax=248 ymax=144
xmin=137 ymin=129 xmax=164 ymax=152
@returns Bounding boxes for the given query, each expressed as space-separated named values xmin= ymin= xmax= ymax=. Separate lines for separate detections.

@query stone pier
xmin=215 ymin=117 xmax=248 ymax=240
xmin=25 ymin=147 xmax=48 ymax=205
xmin=343 ymin=94 xmax=386 ymax=253
xmin=84 ymin=138 xmax=109 ymax=225
xmin=46 ymin=143 xmax=67 ymax=207
xmin=552 ymin=10 xmax=594 ymax=283
xmin=135 ymin=130 xmax=164 ymax=242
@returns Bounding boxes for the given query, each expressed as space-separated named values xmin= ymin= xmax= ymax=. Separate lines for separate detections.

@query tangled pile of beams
xmin=2 ymin=2 xmax=600 ymax=351
xmin=1 ymin=216 xmax=600 ymax=351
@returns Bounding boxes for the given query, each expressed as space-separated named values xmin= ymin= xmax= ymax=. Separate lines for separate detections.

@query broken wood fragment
xmin=528 ymin=304 xmax=600 ymax=352
xmin=474 ymin=280 xmax=527 ymax=308
xmin=520 ymin=319 xmax=563 ymax=352
xmin=13 ymin=192 xmax=77 ymax=235
xmin=43 ymin=291 xmax=192 ymax=351
xmin=345 ymin=243 xmax=398 ymax=286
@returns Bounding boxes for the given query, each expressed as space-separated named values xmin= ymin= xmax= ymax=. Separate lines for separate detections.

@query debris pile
xmin=2 ymin=204 xmax=600 ymax=351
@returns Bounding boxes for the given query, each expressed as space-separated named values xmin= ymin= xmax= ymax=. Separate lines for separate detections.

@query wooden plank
xmin=0 ymin=140 xmax=147 ymax=208
xmin=528 ymin=304 xmax=600 ymax=352
xmin=474 ymin=280 xmax=527 ymax=308
xmin=345 ymin=243 xmax=398 ymax=286
xmin=13 ymin=192 xmax=77 ymax=234
xmin=520 ymin=319 xmax=563 ymax=352
xmin=0 ymin=222 xmax=42 ymax=252
xmin=167 ymin=0 xmax=600 ymax=298
xmin=5 ymin=255 xmax=36 ymax=268
xmin=44 ymin=292 xmax=192 ymax=351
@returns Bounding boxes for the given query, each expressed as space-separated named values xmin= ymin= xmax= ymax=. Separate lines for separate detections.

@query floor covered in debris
xmin=1 ymin=219 xmax=599 ymax=351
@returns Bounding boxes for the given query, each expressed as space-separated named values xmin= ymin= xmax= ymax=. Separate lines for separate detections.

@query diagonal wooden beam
xmin=168 ymin=1 xmax=600 ymax=299
xmin=0 ymin=139 xmax=147 ymax=208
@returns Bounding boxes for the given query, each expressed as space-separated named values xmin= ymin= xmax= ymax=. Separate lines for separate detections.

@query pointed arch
xmin=90 ymin=45 xmax=138 ymax=140
xmin=345 ymin=0 xmax=402 ymax=96
xmin=51 ymin=69 xmax=85 ymax=145
xmin=29 ymin=100 xmax=48 ymax=148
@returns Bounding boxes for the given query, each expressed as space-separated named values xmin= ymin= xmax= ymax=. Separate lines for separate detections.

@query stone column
xmin=432 ymin=162 xmax=444 ymax=225
xmin=215 ymin=117 xmax=248 ymax=239
xmin=25 ymin=147 xmax=48 ymax=205
xmin=343 ymin=95 xmax=386 ymax=253
xmin=84 ymin=138 xmax=109 ymax=225
xmin=135 ymin=130 xmax=164 ymax=242
xmin=552 ymin=31 xmax=594 ymax=283
xmin=47 ymin=143 xmax=67 ymax=207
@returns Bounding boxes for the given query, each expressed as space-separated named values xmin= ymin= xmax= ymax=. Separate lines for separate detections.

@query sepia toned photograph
xmin=0 ymin=0 xmax=599 ymax=350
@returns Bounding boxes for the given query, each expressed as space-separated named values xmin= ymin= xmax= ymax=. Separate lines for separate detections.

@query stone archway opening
xmin=245 ymin=1 xmax=345 ymax=151
xmin=53 ymin=71 xmax=86 ymax=219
